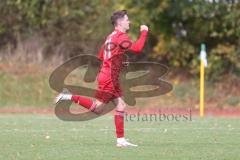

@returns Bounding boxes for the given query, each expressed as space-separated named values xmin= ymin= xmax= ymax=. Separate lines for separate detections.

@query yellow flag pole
xmin=200 ymin=59 xmax=204 ymax=117
xmin=200 ymin=43 xmax=207 ymax=117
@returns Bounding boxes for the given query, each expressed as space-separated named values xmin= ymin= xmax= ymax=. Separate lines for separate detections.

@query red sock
xmin=71 ymin=95 xmax=96 ymax=111
xmin=114 ymin=110 xmax=125 ymax=138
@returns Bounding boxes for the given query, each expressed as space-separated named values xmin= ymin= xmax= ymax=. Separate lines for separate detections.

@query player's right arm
xmin=98 ymin=44 xmax=105 ymax=61
xmin=119 ymin=25 xmax=148 ymax=54
xmin=98 ymin=34 xmax=110 ymax=61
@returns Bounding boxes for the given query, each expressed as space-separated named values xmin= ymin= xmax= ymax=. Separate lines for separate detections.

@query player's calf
xmin=54 ymin=88 xmax=97 ymax=112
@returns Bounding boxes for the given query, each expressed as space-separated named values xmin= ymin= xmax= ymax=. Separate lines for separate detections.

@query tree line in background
xmin=0 ymin=0 xmax=239 ymax=80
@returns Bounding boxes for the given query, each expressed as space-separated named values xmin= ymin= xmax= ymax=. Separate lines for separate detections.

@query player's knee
xmin=117 ymin=102 xmax=126 ymax=111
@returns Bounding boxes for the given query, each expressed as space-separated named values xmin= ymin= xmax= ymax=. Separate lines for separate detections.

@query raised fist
xmin=140 ymin=25 xmax=148 ymax=32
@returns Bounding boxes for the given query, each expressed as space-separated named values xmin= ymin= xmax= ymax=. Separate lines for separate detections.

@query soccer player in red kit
xmin=55 ymin=10 xmax=148 ymax=147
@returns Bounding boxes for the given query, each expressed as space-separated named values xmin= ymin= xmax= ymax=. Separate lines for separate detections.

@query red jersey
xmin=98 ymin=29 xmax=148 ymax=81
xmin=95 ymin=29 xmax=148 ymax=103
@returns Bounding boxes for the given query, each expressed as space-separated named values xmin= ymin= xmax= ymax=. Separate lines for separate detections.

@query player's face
xmin=119 ymin=15 xmax=130 ymax=31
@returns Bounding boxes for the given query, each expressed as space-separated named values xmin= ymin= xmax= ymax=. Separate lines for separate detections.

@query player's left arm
xmin=119 ymin=25 xmax=148 ymax=54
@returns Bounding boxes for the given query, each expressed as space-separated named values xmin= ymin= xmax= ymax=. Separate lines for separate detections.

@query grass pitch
xmin=0 ymin=114 xmax=239 ymax=160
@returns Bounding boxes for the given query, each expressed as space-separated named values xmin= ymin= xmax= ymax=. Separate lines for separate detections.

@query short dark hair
xmin=111 ymin=10 xmax=127 ymax=26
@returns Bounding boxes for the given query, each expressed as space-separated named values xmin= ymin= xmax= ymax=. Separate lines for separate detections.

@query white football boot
xmin=54 ymin=88 xmax=72 ymax=104
xmin=116 ymin=138 xmax=138 ymax=147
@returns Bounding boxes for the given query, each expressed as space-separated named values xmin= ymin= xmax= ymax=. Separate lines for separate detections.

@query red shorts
xmin=94 ymin=73 xmax=122 ymax=103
